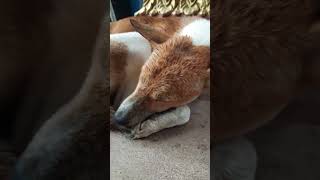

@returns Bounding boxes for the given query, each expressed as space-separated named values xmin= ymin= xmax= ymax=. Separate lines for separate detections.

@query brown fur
xmin=110 ymin=41 xmax=127 ymax=96
xmin=212 ymin=0 xmax=320 ymax=141
xmin=136 ymin=37 xmax=210 ymax=112
xmin=110 ymin=18 xmax=135 ymax=34
xmin=110 ymin=16 xmax=182 ymax=36
xmin=109 ymin=41 xmax=128 ymax=128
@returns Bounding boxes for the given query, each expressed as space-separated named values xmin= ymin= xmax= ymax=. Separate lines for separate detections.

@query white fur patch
xmin=110 ymin=32 xmax=151 ymax=61
xmin=179 ymin=19 xmax=210 ymax=47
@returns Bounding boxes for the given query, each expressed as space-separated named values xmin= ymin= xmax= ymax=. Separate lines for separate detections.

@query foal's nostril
xmin=113 ymin=110 xmax=129 ymax=126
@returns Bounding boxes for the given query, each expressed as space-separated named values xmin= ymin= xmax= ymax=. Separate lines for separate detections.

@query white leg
xmin=130 ymin=105 xmax=191 ymax=139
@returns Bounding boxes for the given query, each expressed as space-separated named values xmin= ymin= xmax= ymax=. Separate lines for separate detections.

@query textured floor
xmin=110 ymin=92 xmax=210 ymax=180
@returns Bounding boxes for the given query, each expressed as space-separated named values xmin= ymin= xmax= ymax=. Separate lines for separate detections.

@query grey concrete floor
xmin=110 ymin=91 xmax=210 ymax=180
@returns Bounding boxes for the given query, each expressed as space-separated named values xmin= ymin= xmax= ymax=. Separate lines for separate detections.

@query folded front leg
xmin=130 ymin=105 xmax=191 ymax=139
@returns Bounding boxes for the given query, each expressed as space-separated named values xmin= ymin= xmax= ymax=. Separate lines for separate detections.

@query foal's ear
xmin=130 ymin=19 xmax=170 ymax=48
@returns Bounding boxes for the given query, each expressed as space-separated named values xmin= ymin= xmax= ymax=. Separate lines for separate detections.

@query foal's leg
xmin=130 ymin=105 xmax=190 ymax=139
